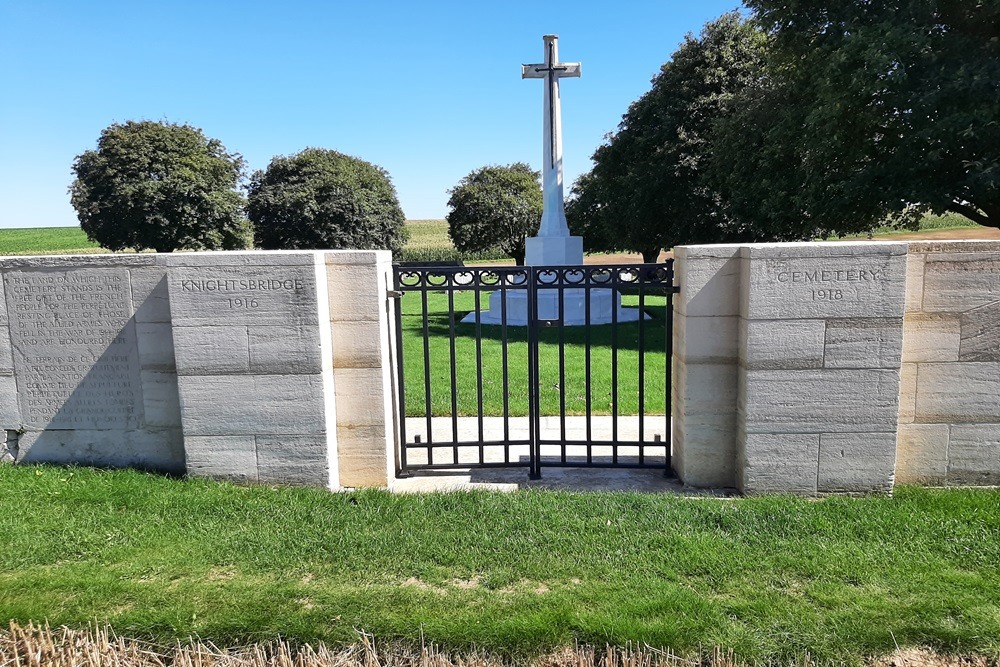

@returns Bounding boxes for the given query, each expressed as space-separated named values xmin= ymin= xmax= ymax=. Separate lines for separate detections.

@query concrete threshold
xmin=392 ymin=416 xmax=735 ymax=495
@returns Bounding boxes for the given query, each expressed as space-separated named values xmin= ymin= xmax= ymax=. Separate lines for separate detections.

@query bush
xmin=446 ymin=163 xmax=542 ymax=265
xmin=69 ymin=120 xmax=250 ymax=253
xmin=247 ymin=148 xmax=408 ymax=253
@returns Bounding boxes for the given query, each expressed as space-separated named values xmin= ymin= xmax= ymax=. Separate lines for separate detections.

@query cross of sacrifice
xmin=522 ymin=35 xmax=581 ymax=238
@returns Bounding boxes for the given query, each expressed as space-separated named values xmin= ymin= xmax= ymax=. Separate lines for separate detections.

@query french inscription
xmin=3 ymin=270 xmax=142 ymax=429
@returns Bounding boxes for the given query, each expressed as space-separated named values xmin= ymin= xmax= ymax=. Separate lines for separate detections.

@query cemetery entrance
xmin=391 ymin=263 xmax=678 ymax=479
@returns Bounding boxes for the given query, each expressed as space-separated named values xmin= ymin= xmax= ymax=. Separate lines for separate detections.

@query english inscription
xmin=169 ymin=266 xmax=317 ymax=327
xmin=748 ymin=254 xmax=905 ymax=319
xmin=3 ymin=270 xmax=143 ymax=429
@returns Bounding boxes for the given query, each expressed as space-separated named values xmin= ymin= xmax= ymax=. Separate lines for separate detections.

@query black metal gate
xmin=391 ymin=262 xmax=678 ymax=479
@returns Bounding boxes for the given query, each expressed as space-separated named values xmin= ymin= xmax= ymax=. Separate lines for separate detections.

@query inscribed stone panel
xmin=743 ymin=252 xmax=905 ymax=320
xmin=3 ymin=269 xmax=143 ymax=429
xmin=169 ymin=265 xmax=318 ymax=327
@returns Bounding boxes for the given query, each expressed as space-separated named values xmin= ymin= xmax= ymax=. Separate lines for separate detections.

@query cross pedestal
xmin=525 ymin=235 xmax=583 ymax=265
xmin=477 ymin=287 xmax=643 ymax=326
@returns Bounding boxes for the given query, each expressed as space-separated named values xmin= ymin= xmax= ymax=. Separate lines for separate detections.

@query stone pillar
xmin=898 ymin=241 xmax=1000 ymax=485
xmin=672 ymin=245 xmax=742 ymax=487
xmin=325 ymin=251 xmax=397 ymax=487
xmin=737 ymin=243 xmax=907 ymax=494
xmin=168 ymin=252 xmax=336 ymax=487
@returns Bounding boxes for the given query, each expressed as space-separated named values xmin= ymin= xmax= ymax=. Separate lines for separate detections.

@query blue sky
xmin=0 ymin=0 xmax=742 ymax=228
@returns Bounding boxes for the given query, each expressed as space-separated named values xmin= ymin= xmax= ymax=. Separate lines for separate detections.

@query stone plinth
xmin=525 ymin=235 xmax=584 ymax=266
xmin=462 ymin=288 xmax=645 ymax=326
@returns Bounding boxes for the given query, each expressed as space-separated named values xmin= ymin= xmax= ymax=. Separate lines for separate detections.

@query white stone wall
xmin=675 ymin=242 xmax=909 ymax=494
xmin=672 ymin=245 xmax=742 ymax=487
xmin=674 ymin=240 xmax=1000 ymax=494
xmin=898 ymin=241 xmax=1000 ymax=485
xmin=0 ymin=251 xmax=398 ymax=489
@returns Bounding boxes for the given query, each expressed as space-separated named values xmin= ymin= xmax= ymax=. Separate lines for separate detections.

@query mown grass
xmin=0 ymin=226 xmax=103 ymax=255
xmin=0 ymin=466 xmax=998 ymax=664
xmin=400 ymin=290 xmax=670 ymax=417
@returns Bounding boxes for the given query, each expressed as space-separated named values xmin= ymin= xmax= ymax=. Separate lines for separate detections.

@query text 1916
xmin=227 ymin=298 xmax=259 ymax=309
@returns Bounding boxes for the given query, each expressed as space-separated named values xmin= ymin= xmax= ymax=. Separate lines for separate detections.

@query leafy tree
xmin=247 ymin=148 xmax=408 ymax=253
xmin=714 ymin=0 xmax=1000 ymax=237
xmin=70 ymin=120 xmax=250 ymax=253
xmin=446 ymin=163 xmax=542 ymax=265
xmin=567 ymin=12 xmax=768 ymax=260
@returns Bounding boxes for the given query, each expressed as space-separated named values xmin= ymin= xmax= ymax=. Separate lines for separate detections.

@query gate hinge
xmin=387 ymin=290 xmax=404 ymax=299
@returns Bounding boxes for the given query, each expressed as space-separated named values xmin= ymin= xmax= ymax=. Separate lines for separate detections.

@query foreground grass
xmin=1 ymin=466 xmax=998 ymax=664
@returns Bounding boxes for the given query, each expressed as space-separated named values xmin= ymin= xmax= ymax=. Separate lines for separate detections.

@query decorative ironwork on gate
xmin=391 ymin=262 xmax=678 ymax=479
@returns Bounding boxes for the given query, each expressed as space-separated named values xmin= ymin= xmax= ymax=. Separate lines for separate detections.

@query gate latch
xmin=538 ymin=319 xmax=560 ymax=327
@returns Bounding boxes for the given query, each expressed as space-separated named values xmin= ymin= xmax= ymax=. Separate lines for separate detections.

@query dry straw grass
xmin=0 ymin=622 xmax=994 ymax=667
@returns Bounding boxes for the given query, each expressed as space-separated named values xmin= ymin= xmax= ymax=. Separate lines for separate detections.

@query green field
xmin=0 ymin=226 xmax=103 ymax=255
xmin=0 ymin=212 xmax=983 ymax=257
xmin=1 ymin=465 xmax=997 ymax=664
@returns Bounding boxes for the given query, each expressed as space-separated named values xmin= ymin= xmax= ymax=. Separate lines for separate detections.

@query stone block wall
xmin=0 ymin=251 xmax=397 ymax=489
xmin=736 ymin=243 xmax=907 ymax=494
xmin=672 ymin=245 xmax=742 ymax=488
xmin=674 ymin=240 xmax=1000 ymax=494
xmin=897 ymin=241 xmax=1000 ymax=485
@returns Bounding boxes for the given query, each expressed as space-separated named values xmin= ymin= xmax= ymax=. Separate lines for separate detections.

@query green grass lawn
xmin=0 ymin=226 xmax=103 ymax=255
xmin=1 ymin=465 xmax=998 ymax=663
xmin=399 ymin=290 xmax=670 ymax=417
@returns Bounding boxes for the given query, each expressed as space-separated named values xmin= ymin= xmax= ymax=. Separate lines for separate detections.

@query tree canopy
xmin=69 ymin=121 xmax=250 ymax=253
xmin=247 ymin=148 xmax=407 ymax=254
xmin=567 ymin=12 xmax=768 ymax=259
xmin=713 ymin=0 xmax=1000 ymax=236
xmin=446 ymin=163 xmax=542 ymax=265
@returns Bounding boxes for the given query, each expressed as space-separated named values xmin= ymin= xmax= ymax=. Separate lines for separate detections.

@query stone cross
xmin=523 ymin=34 xmax=580 ymax=239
